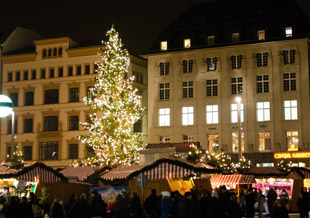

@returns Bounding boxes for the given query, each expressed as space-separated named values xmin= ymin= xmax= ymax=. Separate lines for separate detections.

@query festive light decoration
xmin=277 ymin=160 xmax=292 ymax=172
xmin=78 ymin=26 xmax=144 ymax=167
xmin=4 ymin=146 xmax=25 ymax=169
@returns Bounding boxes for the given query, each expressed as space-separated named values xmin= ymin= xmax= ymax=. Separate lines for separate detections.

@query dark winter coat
xmin=207 ymin=197 xmax=225 ymax=218
xmin=144 ymin=194 xmax=159 ymax=215
xmin=90 ymin=195 xmax=106 ymax=218
xmin=67 ymin=198 xmax=89 ymax=218
xmin=177 ymin=198 xmax=196 ymax=218
xmin=50 ymin=202 xmax=64 ymax=218
xmin=227 ymin=200 xmax=242 ymax=218
xmin=161 ymin=198 xmax=173 ymax=218
xmin=245 ymin=193 xmax=256 ymax=218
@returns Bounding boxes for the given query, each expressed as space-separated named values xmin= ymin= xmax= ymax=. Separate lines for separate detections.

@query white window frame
xmin=284 ymin=100 xmax=298 ymax=120
xmin=206 ymin=105 xmax=219 ymax=124
xmin=183 ymin=134 xmax=194 ymax=143
xmin=258 ymin=131 xmax=271 ymax=152
xmin=182 ymin=106 xmax=194 ymax=126
xmin=184 ymin=38 xmax=191 ymax=48
xmin=286 ymin=130 xmax=298 ymax=150
xmin=257 ymin=30 xmax=265 ymax=40
xmin=285 ymin=27 xmax=293 ymax=37
xmin=160 ymin=41 xmax=167 ymax=51
xmin=256 ymin=102 xmax=270 ymax=122
xmin=207 ymin=133 xmax=219 ymax=152
xmin=232 ymin=132 xmax=244 ymax=153
xmin=231 ymin=103 xmax=244 ymax=123
xmin=159 ymin=108 xmax=170 ymax=126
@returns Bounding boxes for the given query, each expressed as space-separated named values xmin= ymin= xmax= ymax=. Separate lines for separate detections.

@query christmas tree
xmin=79 ymin=26 xmax=144 ymax=167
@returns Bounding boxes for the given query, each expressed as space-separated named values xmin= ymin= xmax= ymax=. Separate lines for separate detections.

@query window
xmin=256 ymin=102 xmax=270 ymax=122
xmin=232 ymin=33 xmax=240 ymax=42
xmin=160 ymin=41 xmax=167 ymax=51
xmin=69 ymin=88 xmax=79 ymax=102
xmin=182 ymin=106 xmax=194 ymax=126
xmin=285 ymin=27 xmax=293 ymax=37
xmin=206 ymin=79 xmax=218 ymax=97
xmin=160 ymin=136 xmax=170 ymax=143
xmin=9 ymin=93 xmax=18 ymax=107
xmin=256 ymin=52 xmax=268 ymax=67
xmin=206 ymin=105 xmax=219 ymax=124
xmin=257 ymin=30 xmax=265 ymax=40
xmin=44 ymin=116 xmax=58 ymax=131
xmin=207 ymin=133 xmax=219 ymax=152
xmin=284 ymin=100 xmax=298 ymax=120
xmin=23 ymin=146 xmax=32 ymax=161
xmin=41 ymin=69 xmax=46 ymax=79
xmin=39 ymin=141 xmax=59 ymax=160
xmin=182 ymin=59 xmax=193 ymax=73
xmin=159 ymin=108 xmax=170 ymax=127
xmin=231 ymin=103 xmax=244 ymax=123
xmin=184 ymin=38 xmax=191 ymax=48
xmin=42 ymin=49 xmax=47 ymax=58
xmin=136 ymin=94 xmax=142 ymax=107
xmin=206 ymin=57 xmax=217 ymax=71
xmin=7 ymin=119 xmax=17 ymax=134
xmin=24 ymin=71 xmax=28 ymax=80
xmin=283 ymin=73 xmax=296 ymax=91
xmin=283 ymin=49 xmax=296 ymax=65
xmin=44 ymin=89 xmax=59 ymax=104
xmin=183 ymin=134 xmax=194 ymax=143
xmin=231 ymin=77 xmax=243 ymax=95
xmin=85 ymin=64 xmax=90 ymax=74
xmin=31 ymin=70 xmax=36 ymax=79
xmin=58 ymin=67 xmax=63 ymax=77
xmin=134 ymin=119 xmax=142 ymax=133
xmin=258 ymin=131 xmax=271 ymax=151
xmin=16 ymin=71 xmax=20 ymax=81
xmin=76 ymin=65 xmax=81 ymax=75
xmin=133 ymin=71 xmax=143 ymax=84
xmin=232 ymin=132 xmax=244 ymax=153
xmin=286 ymin=131 xmax=298 ymax=150
xmin=87 ymin=86 xmax=94 ymax=100
xmin=48 ymin=49 xmax=52 ymax=57
xmin=256 ymin=75 xmax=269 ymax=93
xmin=86 ymin=145 xmax=95 ymax=157
xmin=182 ymin=81 xmax=193 ymax=98
xmin=68 ymin=66 xmax=73 ymax=76
xmin=69 ymin=116 xmax=79 ymax=131
xmin=159 ymin=62 xmax=170 ymax=75
xmin=231 ymin=55 xmax=243 ymax=69
xmin=58 ymin=47 xmax=62 ymax=56
xmin=69 ymin=144 xmax=78 ymax=159
xmin=25 ymin=91 xmax=34 ymax=106
xmin=159 ymin=83 xmax=170 ymax=100
xmin=207 ymin=36 xmax=215 ymax=46
xmin=49 ymin=68 xmax=55 ymax=78
xmin=8 ymin=72 xmax=12 ymax=82
xmin=24 ymin=118 xmax=33 ymax=133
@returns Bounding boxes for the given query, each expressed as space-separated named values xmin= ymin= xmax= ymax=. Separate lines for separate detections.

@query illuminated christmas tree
xmin=79 ymin=26 xmax=144 ymax=167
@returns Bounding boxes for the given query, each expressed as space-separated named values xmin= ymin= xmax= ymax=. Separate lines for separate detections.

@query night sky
xmin=1 ymin=0 xmax=310 ymax=55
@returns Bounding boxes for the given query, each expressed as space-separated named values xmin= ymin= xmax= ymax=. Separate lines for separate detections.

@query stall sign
xmin=274 ymin=151 xmax=310 ymax=159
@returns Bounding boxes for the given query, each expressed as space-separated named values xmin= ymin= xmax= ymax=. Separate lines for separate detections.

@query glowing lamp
xmin=0 ymin=95 xmax=13 ymax=118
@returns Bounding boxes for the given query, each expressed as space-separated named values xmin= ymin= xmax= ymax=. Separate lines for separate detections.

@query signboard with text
xmin=274 ymin=151 xmax=310 ymax=159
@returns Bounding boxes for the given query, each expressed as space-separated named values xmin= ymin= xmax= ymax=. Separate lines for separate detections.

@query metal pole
xmin=10 ymin=111 xmax=15 ymax=158
xmin=237 ymin=100 xmax=242 ymax=161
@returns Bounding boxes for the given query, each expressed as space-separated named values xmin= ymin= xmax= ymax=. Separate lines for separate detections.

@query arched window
xmin=58 ymin=47 xmax=63 ymax=56
xmin=42 ymin=49 xmax=47 ymax=58
xmin=48 ymin=48 xmax=52 ymax=56
xmin=53 ymin=48 xmax=57 ymax=56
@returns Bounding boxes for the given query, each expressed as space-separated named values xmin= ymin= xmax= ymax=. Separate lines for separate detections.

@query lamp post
xmin=236 ymin=96 xmax=242 ymax=161
xmin=0 ymin=95 xmax=14 ymax=158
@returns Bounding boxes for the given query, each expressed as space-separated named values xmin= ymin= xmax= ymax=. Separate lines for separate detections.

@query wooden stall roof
xmin=0 ymin=162 xmax=66 ymax=183
xmin=60 ymin=166 xmax=106 ymax=181
xmin=245 ymin=167 xmax=287 ymax=177
xmin=101 ymin=165 xmax=145 ymax=181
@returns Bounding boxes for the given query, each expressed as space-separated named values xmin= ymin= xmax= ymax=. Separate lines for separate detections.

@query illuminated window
xmin=257 ymin=30 xmax=265 ymax=40
xmin=283 ymin=73 xmax=296 ymax=91
xmin=182 ymin=81 xmax=193 ymax=98
xmin=286 ymin=131 xmax=298 ymax=150
xmin=285 ymin=27 xmax=293 ymax=37
xmin=160 ymin=136 xmax=170 ymax=143
xmin=184 ymin=38 xmax=191 ymax=48
xmin=207 ymin=133 xmax=219 ymax=152
xmin=232 ymin=132 xmax=244 ymax=153
xmin=256 ymin=52 xmax=269 ymax=67
xmin=231 ymin=77 xmax=243 ymax=95
xmin=159 ymin=62 xmax=170 ymax=75
xmin=182 ymin=106 xmax=194 ymax=126
xmin=183 ymin=59 xmax=193 ymax=73
xmin=159 ymin=108 xmax=170 ymax=127
xmin=231 ymin=55 xmax=243 ymax=69
xmin=256 ymin=102 xmax=270 ymax=122
xmin=206 ymin=57 xmax=217 ymax=71
xmin=159 ymin=83 xmax=170 ymax=100
xmin=231 ymin=103 xmax=244 ymax=123
xmin=160 ymin=41 xmax=167 ymax=51
xmin=206 ymin=79 xmax=218 ymax=97
xmin=258 ymin=131 xmax=271 ymax=151
xmin=232 ymin=33 xmax=240 ymax=42
xmin=206 ymin=105 xmax=219 ymax=124
xmin=284 ymin=100 xmax=298 ymax=120
xmin=207 ymin=36 xmax=215 ymax=46
xmin=183 ymin=134 xmax=194 ymax=143
xmin=283 ymin=50 xmax=296 ymax=65
xmin=256 ymin=75 xmax=269 ymax=93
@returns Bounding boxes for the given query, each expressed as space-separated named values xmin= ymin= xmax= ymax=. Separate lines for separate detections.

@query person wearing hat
xmin=161 ymin=191 xmax=173 ymax=218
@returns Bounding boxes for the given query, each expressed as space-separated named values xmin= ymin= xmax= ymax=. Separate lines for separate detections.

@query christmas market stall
xmin=210 ymin=174 xmax=256 ymax=193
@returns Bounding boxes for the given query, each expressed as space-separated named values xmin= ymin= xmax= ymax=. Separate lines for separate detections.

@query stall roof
xmin=0 ymin=162 xmax=66 ymax=183
xmin=101 ymin=165 xmax=145 ymax=181
xmin=246 ymin=167 xmax=287 ymax=177
xmin=211 ymin=174 xmax=256 ymax=188
xmin=60 ymin=166 xmax=106 ymax=181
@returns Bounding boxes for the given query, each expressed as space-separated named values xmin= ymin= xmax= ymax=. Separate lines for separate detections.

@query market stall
xmin=210 ymin=174 xmax=256 ymax=193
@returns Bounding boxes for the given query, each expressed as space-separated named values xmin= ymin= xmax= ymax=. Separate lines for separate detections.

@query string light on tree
xmin=78 ymin=26 xmax=145 ymax=167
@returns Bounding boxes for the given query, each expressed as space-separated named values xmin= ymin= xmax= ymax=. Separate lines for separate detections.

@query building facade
xmin=143 ymin=0 xmax=310 ymax=166
xmin=1 ymin=37 xmax=148 ymax=167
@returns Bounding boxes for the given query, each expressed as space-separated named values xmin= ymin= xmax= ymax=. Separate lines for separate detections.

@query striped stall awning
xmin=145 ymin=162 xmax=194 ymax=180
xmin=18 ymin=166 xmax=61 ymax=183
xmin=101 ymin=165 xmax=145 ymax=181
xmin=211 ymin=174 xmax=257 ymax=188
xmin=240 ymin=175 xmax=256 ymax=184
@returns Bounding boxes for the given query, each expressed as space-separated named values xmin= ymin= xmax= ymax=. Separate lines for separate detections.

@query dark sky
xmin=1 ymin=0 xmax=309 ymax=55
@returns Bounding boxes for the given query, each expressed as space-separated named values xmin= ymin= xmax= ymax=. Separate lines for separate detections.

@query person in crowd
xmin=199 ymin=189 xmax=211 ymax=218
xmin=50 ymin=197 xmax=65 ymax=218
xmin=89 ymin=191 xmax=106 ymax=218
xmin=267 ymin=188 xmax=277 ymax=213
xmin=6 ymin=196 xmax=22 ymax=218
xmin=32 ymin=198 xmax=43 ymax=218
xmin=129 ymin=192 xmax=142 ymax=218
xmin=257 ymin=190 xmax=265 ymax=218
xmin=297 ymin=192 xmax=308 ymax=218
xmin=67 ymin=193 xmax=89 ymax=218
xmin=238 ymin=189 xmax=246 ymax=217
xmin=219 ymin=185 xmax=231 ymax=216
xmin=65 ymin=194 xmax=76 ymax=216
xmin=160 ymin=191 xmax=173 ymax=218
xmin=144 ymin=189 xmax=159 ymax=218
xmin=272 ymin=199 xmax=289 ymax=218
xmin=280 ymin=189 xmax=289 ymax=199
xmin=177 ymin=192 xmax=196 ymax=218
xmin=208 ymin=189 xmax=225 ymax=218
xmin=245 ymin=188 xmax=256 ymax=218
xmin=227 ymin=194 xmax=242 ymax=218
xmin=20 ymin=196 xmax=33 ymax=218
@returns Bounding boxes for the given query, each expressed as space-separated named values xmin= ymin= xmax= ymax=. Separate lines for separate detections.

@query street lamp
xmin=236 ymin=96 xmax=242 ymax=161
xmin=0 ymin=95 xmax=14 ymax=158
